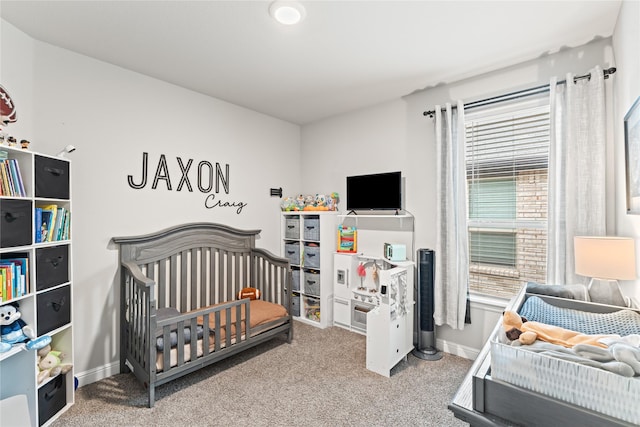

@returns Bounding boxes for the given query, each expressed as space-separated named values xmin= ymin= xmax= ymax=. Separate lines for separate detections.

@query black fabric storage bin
xmin=36 ymin=245 xmax=69 ymax=291
xmin=38 ymin=374 xmax=66 ymax=426
xmin=37 ymin=285 xmax=71 ymax=336
xmin=35 ymin=155 xmax=70 ymax=199
xmin=1 ymin=199 xmax=32 ymax=247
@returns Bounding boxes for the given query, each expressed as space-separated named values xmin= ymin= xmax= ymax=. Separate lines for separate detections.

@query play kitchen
xmin=334 ymin=245 xmax=409 ymax=332
xmin=333 ymin=249 xmax=414 ymax=376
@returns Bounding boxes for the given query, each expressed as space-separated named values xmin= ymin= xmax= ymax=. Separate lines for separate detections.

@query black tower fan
xmin=412 ymin=248 xmax=442 ymax=360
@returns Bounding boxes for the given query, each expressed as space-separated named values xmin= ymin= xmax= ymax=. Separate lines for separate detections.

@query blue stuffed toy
xmin=0 ymin=302 xmax=51 ymax=352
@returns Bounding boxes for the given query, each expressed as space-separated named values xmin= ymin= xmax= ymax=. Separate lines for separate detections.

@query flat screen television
xmin=346 ymin=171 xmax=402 ymax=211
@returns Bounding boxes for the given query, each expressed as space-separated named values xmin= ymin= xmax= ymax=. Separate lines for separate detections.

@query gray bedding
xmin=155 ymin=307 xmax=205 ymax=351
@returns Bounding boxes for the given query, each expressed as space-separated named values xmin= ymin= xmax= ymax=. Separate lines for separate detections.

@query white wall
xmin=1 ymin=19 xmax=302 ymax=384
xmin=301 ymin=37 xmax=617 ymax=354
xmin=613 ymin=0 xmax=640 ymax=300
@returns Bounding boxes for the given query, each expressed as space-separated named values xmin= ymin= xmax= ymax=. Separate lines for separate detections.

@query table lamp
xmin=574 ymin=236 xmax=636 ymax=307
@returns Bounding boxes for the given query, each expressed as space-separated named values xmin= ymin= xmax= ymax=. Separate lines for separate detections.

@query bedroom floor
xmin=52 ymin=321 xmax=471 ymax=426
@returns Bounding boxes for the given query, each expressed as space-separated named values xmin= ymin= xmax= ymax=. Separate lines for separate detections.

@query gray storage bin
xmin=284 ymin=217 xmax=300 ymax=239
xmin=292 ymin=293 xmax=300 ymax=317
xmin=292 ymin=268 xmax=301 ymax=291
xmin=303 ymin=244 xmax=320 ymax=269
xmin=304 ymin=270 xmax=320 ymax=296
xmin=284 ymin=242 xmax=300 ymax=266
xmin=303 ymin=217 xmax=320 ymax=241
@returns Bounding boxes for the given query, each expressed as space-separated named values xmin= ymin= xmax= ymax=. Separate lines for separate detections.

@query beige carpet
xmin=53 ymin=321 xmax=472 ymax=426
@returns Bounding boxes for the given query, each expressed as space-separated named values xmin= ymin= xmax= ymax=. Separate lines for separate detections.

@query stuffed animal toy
xmin=327 ymin=192 xmax=339 ymax=211
xmin=304 ymin=194 xmax=315 ymax=208
xmin=0 ymin=302 xmax=51 ymax=352
xmin=502 ymin=310 xmax=617 ymax=348
xmin=37 ymin=345 xmax=72 ymax=384
xmin=280 ymin=197 xmax=296 ymax=212
xmin=315 ymin=194 xmax=326 ymax=208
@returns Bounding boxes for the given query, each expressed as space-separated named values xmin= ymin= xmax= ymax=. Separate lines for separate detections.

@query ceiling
xmin=0 ymin=1 xmax=622 ymax=125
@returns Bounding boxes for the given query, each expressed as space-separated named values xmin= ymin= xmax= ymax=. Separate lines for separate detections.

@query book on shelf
xmin=38 ymin=204 xmax=69 ymax=242
xmin=0 ymin=262 xmax=16 ymax=301
xmin=1 ymin=257 xmax=28 ymax=297
xmin=53 ymin=208 xmax=64 ymax=240
xmin=0 ymin=268 xmax=6 ymax=301
xmin=0 ymin=161 xmax=10 ymax=195
xmin=0 ymin=257 xmax=29 ymax=301
xmin=35 ymin=208 xmax=43 ymax=243
xmin=11 ymin=159 xmax=26 ymax=197
xmin=40 ymin=209 xmax=54 ymax=243
xmin=0 ymin=159 xmax=26 ymax=197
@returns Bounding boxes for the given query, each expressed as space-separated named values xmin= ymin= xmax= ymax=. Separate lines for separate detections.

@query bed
xmin=449 ymin=285 xmax=640 ymax=426
xmin=112 ymin=223 xmax=293 ymax=407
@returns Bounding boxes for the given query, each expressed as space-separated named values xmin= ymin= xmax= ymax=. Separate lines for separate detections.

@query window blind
xmin=465 ymin=105 xmax=550 ymax=268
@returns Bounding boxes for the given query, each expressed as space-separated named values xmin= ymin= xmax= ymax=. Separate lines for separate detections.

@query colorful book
xmin=40 ymin=209 xmax=53 ymax=243
xmin=35 ymin=208 xmax=43 ymax=243
xmin=40 ymin=204 xmax=58 ymax=242
xmin=10 ymin=159 xmax=26 ymax=197
xmin=3 ymin=258 xmax=29 ymax=296
xmin=0 ymin=263 xmax=15 ymax=300
xmin=0 ymin=162 xmax=10 ymax=195
xmin=63 ymin=211 xmax=70 ymax=240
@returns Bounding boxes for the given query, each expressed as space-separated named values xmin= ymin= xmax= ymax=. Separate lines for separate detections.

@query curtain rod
xmin=422 ymin=67 xmax=616 ymax=118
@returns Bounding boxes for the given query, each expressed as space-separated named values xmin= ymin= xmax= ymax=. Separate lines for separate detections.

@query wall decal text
xmin=127 ymin=152 xmax=247 ymax=214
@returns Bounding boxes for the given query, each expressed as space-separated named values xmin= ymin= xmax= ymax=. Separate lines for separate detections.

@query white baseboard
xmin=75 ymin=361 xmax=120 ymax=388
xmin=76 ymin=342 xmax=478 ymax=388
xmin=436 ymin=338 xmax=479 ymax=360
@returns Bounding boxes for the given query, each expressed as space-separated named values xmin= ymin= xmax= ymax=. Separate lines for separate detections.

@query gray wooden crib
xmin=112 ymin=223 xmax=293 ymax=407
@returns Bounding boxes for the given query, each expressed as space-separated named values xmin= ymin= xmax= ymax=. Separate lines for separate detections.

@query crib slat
xmin=218 ymin=250 xmax=225 ymax=304
xmin=176 ymin=319 xmax=185 ymax=366
xmin=180 ymin=250 xmax=188 ymax=312
xmin=226 ymin=251 xmax=233 ymax=302
xmin=190 ymin=248 xmax=198 ymax=310
xmin=234 ymin=252 xmax=240 ymax=295
xmin=158 ymin=259 xmax=167 ymax=308
xmin=170 ymin=254 xmax=178 ymax=308
xmin=200 ymin=247 xmax=208 ymax=308
xmin=212 ymin=249 xmax=218 ymax=304
xmin=189 ymin=317 xmax=198 ymax=360
xmin=214 ymin=310 xmax=222 ymax=352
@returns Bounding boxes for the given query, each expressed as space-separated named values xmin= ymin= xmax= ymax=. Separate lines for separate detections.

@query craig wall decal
xmin=127 ymin=152 xmax=247 ymax=214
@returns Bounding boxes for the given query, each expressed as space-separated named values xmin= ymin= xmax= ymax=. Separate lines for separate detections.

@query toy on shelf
xmin=37 ymin=344 xmax=72 ymax=384
xmin=279 ymin=192 xmax=340 ymax=211
xmin=337 ymin=224 xmax=357 ymax=253
xmin=327 ymin=192 xmax=339 ymax=211
xmin=0 ymin=302 xmax=51 ymax=352
xmin=280 ymin=196 xmax=297 ymax=212
xmin=0 ymin=84 xmax=18 ymax=147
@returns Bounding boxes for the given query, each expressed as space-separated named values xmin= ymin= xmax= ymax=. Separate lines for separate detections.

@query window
xmin=465 ymin=101 xmax=550 ymax=298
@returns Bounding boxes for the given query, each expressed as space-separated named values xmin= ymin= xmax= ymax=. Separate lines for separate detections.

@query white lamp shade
xmin=574 ymin=236 xmax=637 ymax=280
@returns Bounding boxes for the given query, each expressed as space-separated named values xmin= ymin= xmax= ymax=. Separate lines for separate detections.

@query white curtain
xmin=547 ymin=66 xmax=606 ymax=285
xmin=434 ymin=101 xmax=469 ymax=330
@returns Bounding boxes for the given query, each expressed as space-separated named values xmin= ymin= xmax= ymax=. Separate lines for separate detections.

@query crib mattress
xmin=156 ymin=299 xmax=287 ymax=371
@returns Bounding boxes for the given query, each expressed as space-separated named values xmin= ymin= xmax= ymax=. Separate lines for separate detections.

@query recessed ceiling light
xmin=269 ymin=1 xmax=306 ymax=25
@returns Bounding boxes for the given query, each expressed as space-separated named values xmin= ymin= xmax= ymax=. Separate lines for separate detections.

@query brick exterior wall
xmin=469 ymin=170 xmax=547 ymax=299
